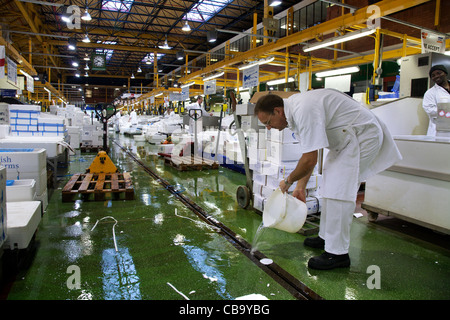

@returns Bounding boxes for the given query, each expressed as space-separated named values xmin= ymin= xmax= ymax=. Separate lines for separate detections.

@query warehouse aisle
xmin=2 ymin=133 xmax=450 ymax=300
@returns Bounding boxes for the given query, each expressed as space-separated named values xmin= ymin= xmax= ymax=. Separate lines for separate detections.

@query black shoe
xmin=304 ymin=236 xmax=325 ymax=249
xmin=308 ymin=252 xmax=351 ymax=270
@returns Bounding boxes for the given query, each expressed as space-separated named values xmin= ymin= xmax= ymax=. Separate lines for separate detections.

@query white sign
xmin=204 ymin=79 xmax=216 ymax=95
xmin=7 ymin=57 xmax=17 ymax=86
xmin=26 ymin=74 xmax=34 ymax=93
xmin=181 ymin=86 xmax=189 ymax=101
xmin=242 ymin=65 xmax=259 ymax=89
xmin=0 ymin=45 xmax=5 ymax=79
xmin=421 ymin=30 xmax=445 ymax=54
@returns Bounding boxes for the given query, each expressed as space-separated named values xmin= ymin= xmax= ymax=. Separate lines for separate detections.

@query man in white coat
xmin=254 ymin=89 xmax=402 ymax=270
xmin=423 ymin=65 xmax=450 ymax=136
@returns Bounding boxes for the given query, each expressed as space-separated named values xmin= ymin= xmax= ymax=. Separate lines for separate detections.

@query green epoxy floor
xmin=2 ymin=133 xmax=450 ymax=300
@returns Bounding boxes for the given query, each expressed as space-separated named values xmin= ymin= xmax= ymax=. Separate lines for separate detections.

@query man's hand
xmin=292 ymin=188 xmax=306 ymax=203
xmin=279 ymin=179 xmax=291 ymax=193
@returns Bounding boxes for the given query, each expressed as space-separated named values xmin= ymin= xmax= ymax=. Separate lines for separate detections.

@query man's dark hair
xmin=254 ymin=94 xmax=284 ymax=114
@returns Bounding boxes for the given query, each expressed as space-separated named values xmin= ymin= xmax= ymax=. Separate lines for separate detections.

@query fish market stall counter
xmin=362 ymin=135 xmax=450 ymax=234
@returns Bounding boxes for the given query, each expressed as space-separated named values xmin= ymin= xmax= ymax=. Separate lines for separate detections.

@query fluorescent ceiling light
xmin=315 ymin=66 xmax=360 ymax=78
xmin=238 ymin=56 xmax=275 ymax=70
xmin=303 ymin=28 xmax=376 ymax=52
xmin=203 ymin=71 xmax=224 ymax=81
xmin=180 ymin=81 xmax=195 ymax=88
xmin=267 ymin=77 xmax=294 ymax=86
xmin=269 ymin=1 xmax=282 ymax=6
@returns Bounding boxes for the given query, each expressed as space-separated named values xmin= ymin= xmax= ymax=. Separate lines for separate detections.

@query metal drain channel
xmin=114 ymin=141 xmax=323 ymax=300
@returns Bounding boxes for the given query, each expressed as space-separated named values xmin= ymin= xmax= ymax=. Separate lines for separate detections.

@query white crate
xmin=4 ymin=201 xmax=41 ymax=249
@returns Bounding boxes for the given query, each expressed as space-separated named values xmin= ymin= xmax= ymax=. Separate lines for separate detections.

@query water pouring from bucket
xmin=262 ymin=188 xmax=307 ymax=233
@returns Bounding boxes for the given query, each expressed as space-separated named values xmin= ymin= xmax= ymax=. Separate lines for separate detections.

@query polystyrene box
xmin=0 ymin=148 xmax=47 ymax=173
xmin=6 ymin=179 xmax=36 ymax=202
xmin=5 ymin=201 xmax=41 ymax=249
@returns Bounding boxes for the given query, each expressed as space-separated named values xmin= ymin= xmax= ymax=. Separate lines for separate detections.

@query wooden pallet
xmin=164 ymin=156 xmax=219 ymax=171
xmin=62 ymin=172 xmax=134 ymax=202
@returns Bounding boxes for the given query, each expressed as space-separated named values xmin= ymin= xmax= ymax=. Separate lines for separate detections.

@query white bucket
xmin=263 ymin=188 xmax=307 ymax=233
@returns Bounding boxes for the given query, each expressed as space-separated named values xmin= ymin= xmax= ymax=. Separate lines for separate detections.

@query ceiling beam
xmin=179 ymin=0 xmax=432 ymax=84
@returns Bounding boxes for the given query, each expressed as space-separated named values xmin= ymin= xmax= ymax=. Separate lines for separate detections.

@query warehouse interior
xmin=0 ymin=0 xmax=449 ymax=302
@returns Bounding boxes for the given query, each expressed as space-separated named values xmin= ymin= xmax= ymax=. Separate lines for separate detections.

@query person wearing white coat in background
xmin=129 ymin=108 xmax=138 ymax=125
xmin=254 ymin=89 xmax=402 ymax=270
xmin=422 ymin=65 xmax=450 ymax=136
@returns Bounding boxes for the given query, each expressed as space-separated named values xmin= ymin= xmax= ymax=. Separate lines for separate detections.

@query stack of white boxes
xmin=8 ymin=104 xmax=67 ymax=137
xmin=236 ymin=103 xmax=322 ymax=216
xmin=56 ymin=105 xmax=103 ymax=149
xmin=0 ymin=148 xmax=48 ymax=212
xmin=0 ymin=166 xmax=7 ymax=249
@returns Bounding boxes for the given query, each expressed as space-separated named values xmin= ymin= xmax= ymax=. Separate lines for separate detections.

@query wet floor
xmin=2 ymin=133 xmax=450 ymax=300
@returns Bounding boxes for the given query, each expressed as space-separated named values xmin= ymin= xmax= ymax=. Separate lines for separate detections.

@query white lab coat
xmin=129 ymin=110 xmax=138 ymax=125
xmin=284 ymin=89 xmax=402 ymax=254
xmin=423 ymin=82 xmax=450 ymax=136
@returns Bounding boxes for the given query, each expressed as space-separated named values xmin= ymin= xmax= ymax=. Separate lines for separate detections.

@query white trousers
xmin=318 ymin=198 xmax=356 ymax=255
xmin=318 ymin=123 xmax=382 ymax=255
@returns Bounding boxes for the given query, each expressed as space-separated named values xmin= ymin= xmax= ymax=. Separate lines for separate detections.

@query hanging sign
xmin=421 ymin=30 xmax=445 ymax=54
xmin=7 ymin=57 xmax=17 ymax=86
xmin=204 ymin=79 xmax=216 ymax=95
xmin=242 ymin=65 xmax=259 ymax=89
xmin=0 ymin=46 xmax=5 ymax=79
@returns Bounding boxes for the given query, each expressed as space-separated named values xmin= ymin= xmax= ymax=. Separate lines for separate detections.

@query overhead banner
xmin=421 ymin=30 xmax=446 ymax=54
xmin=204 ymin=79 xmax=216 ymax=95
xmin=242 ymin=65 xmax=259 ymax=89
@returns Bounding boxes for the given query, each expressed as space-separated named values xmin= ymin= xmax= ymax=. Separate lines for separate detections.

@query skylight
xmin=101 ymin=0 xmax=134 ymax=13
xmin=185 ymin=0 xmax=232 ymax=23
xmin=96 ymin=41 xmax=117 ymax=60
xmin=142 ymin=52 xmax=164 ymax=64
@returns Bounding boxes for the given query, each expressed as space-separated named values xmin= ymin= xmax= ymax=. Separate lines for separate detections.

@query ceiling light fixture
xmin=269 ymin=0 xmax=282 ymax=6
xmin=84 ymin=64 xmax=89 ymax=71
xmin=203 ymin=71 xmax=224 ymax=81
xmin=68 ymin=38 xmax=77 ymax=50
xmin=61 ymin=5 xmax=70 ymax=22
xmin=81 ymin=8 xmax=92 ymax=21
xmin=207 ymin=30 xmax=218 ymax=43
xmin=131 ymin=73 xmax=135 ymax=79
xmin=137 ymin=66 xmax=142 ymax=73
xmin=182 ymin=20 xmax=191 ymax=32
xmin=315 ymin=66 xmax=360 ymax=78
xmin=238 ymin=56 xmax=275 ymax=70
xmin=180 ymin=81 xmax=195 ymax=88
xmin=266 ymin=77 xmax=295 ymax=86
xmin=82 ymin=34 xmax=90 ymax=43
xmin=158 ymin=35 xmax=172 ymax=50
xmin=303 ymin=28 xmax=376 ymax=52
